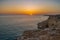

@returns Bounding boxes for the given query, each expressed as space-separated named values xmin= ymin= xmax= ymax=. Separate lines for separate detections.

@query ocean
xmin=0 ymin=15 xmax=48 ymax=40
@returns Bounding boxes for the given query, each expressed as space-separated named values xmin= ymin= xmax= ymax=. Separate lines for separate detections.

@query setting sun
xmin=20 ymin=3 xmax=39 ymax=15
xmin=0 ymin=0 xmax=60 ymax=15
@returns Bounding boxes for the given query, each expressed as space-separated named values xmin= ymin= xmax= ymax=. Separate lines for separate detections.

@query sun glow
xmin=30 ymin=13 xmax=32 ymax=15
xmin=20 ymin=4 xmax=39 ymax=15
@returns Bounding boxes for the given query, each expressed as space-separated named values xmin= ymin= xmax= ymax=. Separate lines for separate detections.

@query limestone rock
xmin=17 ymin=15 xmax=60 ymax=40
xmin=37 ymin=15 xmax=60 ymax=30
xmin=17 ymin=29 xmax=60 ymax=40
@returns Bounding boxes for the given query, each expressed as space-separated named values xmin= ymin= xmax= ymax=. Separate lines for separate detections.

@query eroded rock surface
xmin=17 ymin=29 xmax=60 ymax=40
xmin=37 ymin=15 xmax=60 ymax=30
xmin=17 ymin=15 xmax=60 ymax=40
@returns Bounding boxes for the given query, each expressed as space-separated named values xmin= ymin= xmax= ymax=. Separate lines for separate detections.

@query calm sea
xmin=0 ymin=15 xmax=48 ymax=40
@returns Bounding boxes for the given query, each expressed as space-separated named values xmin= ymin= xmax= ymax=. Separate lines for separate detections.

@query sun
xmin=30 ymin=13 xmax=32 ymax=15
xmin=21 ymin=4 xmax=38 ymax=15
xmin=25 ymin=10 xmax=33 ymax=15
xmin=21 ymin=8 xmax=36 ymax=15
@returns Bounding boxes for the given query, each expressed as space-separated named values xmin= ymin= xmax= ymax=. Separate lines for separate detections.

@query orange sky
xmin=0 ymin=0 xmax=60 ymax=15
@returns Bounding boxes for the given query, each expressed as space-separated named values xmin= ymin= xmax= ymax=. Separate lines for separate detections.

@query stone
xmin=17 ymin=15 xmax=60 ymax=40
xmin=17 ymin=29 xmax=60 ymax=40
xmin=37 ymin=15 xmax=60 ymax=30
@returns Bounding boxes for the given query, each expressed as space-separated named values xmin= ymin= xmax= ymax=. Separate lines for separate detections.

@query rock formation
xmin=17 ymin=29 xmax=60 ymax=40
xmin=37 ymin=15 xmax=60 ymax=30
xmin=37 ymin=20 xmax=48 ymax=30
xmin=17 ymin=15 xmax=60 ymax=40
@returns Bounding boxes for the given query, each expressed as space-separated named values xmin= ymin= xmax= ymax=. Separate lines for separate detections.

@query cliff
xmin=17 ymin=29 xmax=60 ymax=40
xmin=37 ymin=15 xmax=60 ymax=30
xmin=17 ymin=15 xmax=60 ymax=40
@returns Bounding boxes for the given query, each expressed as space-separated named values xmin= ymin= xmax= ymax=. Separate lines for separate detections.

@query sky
xmin=0 ymin=0 xmax=60 ymax=15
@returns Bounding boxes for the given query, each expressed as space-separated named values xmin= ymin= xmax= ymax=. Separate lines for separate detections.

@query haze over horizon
xmin=0 ymin=0 xmax=60 ymax=15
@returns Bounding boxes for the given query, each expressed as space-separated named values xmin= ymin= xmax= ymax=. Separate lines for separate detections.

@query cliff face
xmin=17 ymin=15 xmax=60 ymax=40
xmin=17 ymin=29 xmax=60 ymax=40
xmin=37 ymin=15 xmax=60 ymax=30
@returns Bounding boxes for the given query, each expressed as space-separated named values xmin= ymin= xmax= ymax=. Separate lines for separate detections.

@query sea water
xmin=0 ymin=15 xmax=48 ymax=40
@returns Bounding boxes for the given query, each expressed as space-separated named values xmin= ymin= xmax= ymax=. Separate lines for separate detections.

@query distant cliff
xmin=37 ymin=15 xmax=60 ymax=30
xmin=17 ymin=15 xmax=60 ymax=40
